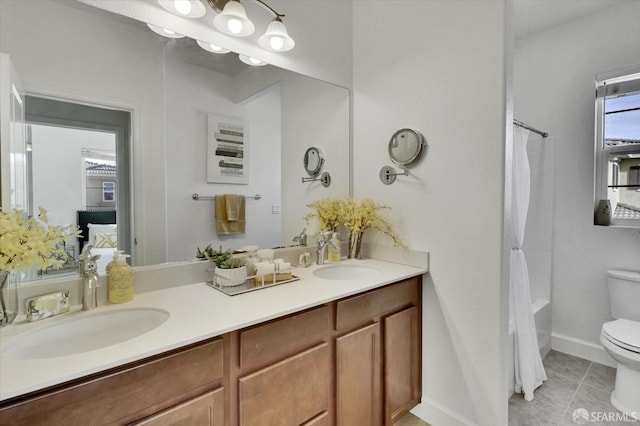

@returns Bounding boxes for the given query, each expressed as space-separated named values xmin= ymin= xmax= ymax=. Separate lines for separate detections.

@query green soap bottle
xmin=108 ymin=254 xmax=133 ymax=304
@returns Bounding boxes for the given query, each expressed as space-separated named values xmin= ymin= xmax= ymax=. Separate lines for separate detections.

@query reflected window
xmin=595 ymin=67 xmax=640 ymax=225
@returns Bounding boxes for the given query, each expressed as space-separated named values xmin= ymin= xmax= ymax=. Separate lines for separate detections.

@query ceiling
xmin=513 ymin=0 xmax=632 ymax=39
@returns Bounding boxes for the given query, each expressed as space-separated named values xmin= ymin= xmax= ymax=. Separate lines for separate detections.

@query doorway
xmin=25 ymin=96 xmax=132 ymax=266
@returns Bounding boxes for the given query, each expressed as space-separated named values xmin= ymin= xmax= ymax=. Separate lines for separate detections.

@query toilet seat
xmin=602 ymin=319 xmax=640 ymax=354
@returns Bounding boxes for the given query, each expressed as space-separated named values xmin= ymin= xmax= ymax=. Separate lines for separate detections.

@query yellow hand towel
xmin=224 ymin=194 xmax=242 ymax=221
xmin=215 ymin=194 xmax=246 ymax=234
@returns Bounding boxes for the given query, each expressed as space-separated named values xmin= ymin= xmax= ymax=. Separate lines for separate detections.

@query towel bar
xmin=192 ymin=193 xmax=262 ymax=201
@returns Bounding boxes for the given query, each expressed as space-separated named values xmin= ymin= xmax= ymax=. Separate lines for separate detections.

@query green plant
xmin=218 ymin=257 xmax=245 ymax=269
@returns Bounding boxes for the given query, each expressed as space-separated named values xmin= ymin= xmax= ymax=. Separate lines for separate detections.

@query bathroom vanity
xmin=0 ymin=259 xmax=425 ymax=425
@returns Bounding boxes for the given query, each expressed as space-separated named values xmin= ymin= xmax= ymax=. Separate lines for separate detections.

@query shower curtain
xmin=510 ymin=125 xmax=547 ymax=401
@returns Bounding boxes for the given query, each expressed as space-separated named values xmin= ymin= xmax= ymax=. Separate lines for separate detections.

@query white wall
xmin=514 ymin=1 xmax=640 ymax=358
xmin=352 ymin=1 xmax=508 ymax=425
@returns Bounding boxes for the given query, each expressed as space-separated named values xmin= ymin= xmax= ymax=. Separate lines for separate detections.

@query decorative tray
xmin=206 ymin=274 xmax=300 ymax=296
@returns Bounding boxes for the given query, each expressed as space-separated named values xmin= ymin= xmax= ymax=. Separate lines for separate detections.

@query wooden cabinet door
xmin=132 ymin=387 xmax=224 ymax=425
xmin=384 ymin=306 xmax=420 ymax=425
xmin=336 ymin=322 xmax=382 ymax=426
xmin=239 ymin=343 xmax=330 ymax=426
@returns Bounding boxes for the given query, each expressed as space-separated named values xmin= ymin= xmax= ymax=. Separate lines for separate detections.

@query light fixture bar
xmin=254 ymin=0 xmax=284 ymax=19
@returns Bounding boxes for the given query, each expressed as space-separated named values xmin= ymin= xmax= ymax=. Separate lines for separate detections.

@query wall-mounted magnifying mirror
xmin=303 ymin=147 xmax=324 ymax=177
xmin=389 ymin=128 xmax=426 ymax=166
xmin=380 ymin=128 xmax=426 ymax=185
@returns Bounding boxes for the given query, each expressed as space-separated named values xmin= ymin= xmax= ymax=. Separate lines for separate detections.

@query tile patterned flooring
xmin=395 ymin=350 xmax=631 ymax=426
xmin=509 ymin=350 xmax=636 ymax=425
xmin=395 ymin=412 xmax=430 ymax=426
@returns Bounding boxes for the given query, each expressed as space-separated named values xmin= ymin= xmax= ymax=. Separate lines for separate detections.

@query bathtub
xmin=507 ymin=298 xmax=551 ymax=399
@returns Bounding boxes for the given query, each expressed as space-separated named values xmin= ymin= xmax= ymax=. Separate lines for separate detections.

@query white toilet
xmin=600 ymin=269 xmax=640 ymax=416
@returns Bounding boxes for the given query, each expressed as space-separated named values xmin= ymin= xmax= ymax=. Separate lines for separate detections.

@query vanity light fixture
xmin=157 ymin=0 xmax=207 ymax=18
xmin=212 ymin=0 xmax=255 ymax=36
xmin=208 ymin=0 xmax=295 ymax=52
xmin=258 ymin=17 xmax=295 ymax=52
xmin=239 ymin=54 xmax=267 ymax=66
xmin=146 ymin=23 xmax=185 ymax=38
xmin=196 ymin=39 xmax=231 ymax=54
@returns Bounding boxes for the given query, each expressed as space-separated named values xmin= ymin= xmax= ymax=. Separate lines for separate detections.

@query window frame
xmin=594 ymin=66 xmax=640 ymax=227
xmin=102 ymin=181 xmax=115 ymax=202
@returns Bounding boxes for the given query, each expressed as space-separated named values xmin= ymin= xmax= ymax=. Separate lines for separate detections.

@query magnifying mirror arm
xmin=301 ymin=171 xmax=331 ymax=188
xmin=379 ymin=165 xmax=409 ymax=185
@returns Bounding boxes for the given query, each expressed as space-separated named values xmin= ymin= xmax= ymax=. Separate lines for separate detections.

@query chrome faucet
xmin=293 ymin=227 xmax=307 ymax=246
xmin=79 ymin=245 xmax=101 ymax=311
xmin=316 ymin=231 xmax=339 ymax=265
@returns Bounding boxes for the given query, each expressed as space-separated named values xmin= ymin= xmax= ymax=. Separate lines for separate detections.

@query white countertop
xmin=0 ymin=259 xmax=426 ymax=402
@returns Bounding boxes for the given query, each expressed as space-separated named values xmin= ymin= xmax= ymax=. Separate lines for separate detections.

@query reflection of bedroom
xmin=30 ymin=124 xmax=116 ymax=275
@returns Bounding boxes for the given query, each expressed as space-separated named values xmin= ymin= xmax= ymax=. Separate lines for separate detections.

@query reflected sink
xmin=313 ymin=264 xmax=380 ymax=281
xmin=2 ymin=308 xmax=169 ymax=359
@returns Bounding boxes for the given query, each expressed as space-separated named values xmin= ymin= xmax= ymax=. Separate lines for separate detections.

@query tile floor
xmin=509 ymin=350 xmax=635 ymax=426
xmin=395 ymin=412 xmax=430 ymax=426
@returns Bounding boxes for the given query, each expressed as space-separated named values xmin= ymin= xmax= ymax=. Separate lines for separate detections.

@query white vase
xmin=215 ymin=266 xmax=247 ymax=287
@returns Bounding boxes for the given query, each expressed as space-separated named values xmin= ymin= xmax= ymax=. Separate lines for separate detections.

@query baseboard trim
xmin=551 ymin=332 xmax=616 ymax=368
xmin=410 ymin=398 xmax=477 ymax=426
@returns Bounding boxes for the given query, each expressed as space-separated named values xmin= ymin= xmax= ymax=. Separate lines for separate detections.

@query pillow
xmin=87 ymin=223 xmax=117 ymax=244
xmin=94 ymin=232 xmax=117 ymax=248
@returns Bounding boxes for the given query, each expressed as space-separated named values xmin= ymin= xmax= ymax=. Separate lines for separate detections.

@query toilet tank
xmin=608 ymin=269 xmax=640 ymax=321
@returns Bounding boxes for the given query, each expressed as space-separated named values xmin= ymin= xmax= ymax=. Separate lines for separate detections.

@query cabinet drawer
xmin=239 ymin=343 xmax=330 ymax=426
xmin=336 ymin=277 xmax=419 ymax=332
xmin=239 ymin=305 xmax=329 ymax=369
xmin=0 ymin=338 xmax=224 ymax=426
xmin=132 ymin=387 xmax=224 ymax=425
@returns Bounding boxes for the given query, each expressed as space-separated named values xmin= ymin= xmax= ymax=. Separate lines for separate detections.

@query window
xmin=595 ymin=66 xmax=640 ymax=226
xmin=103 ymin=181 xmax=115 ymax=202
xmin=630 ymin=166 xmax=640 ymax=187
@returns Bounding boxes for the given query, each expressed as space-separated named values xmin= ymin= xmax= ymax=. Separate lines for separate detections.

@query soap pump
xmin=327 ymin=232 xmax=341 ymax=263
xmin=106 ymin=250 xmax=124 ymax=275
xmin=108 ymin=254 xmax=134 ymax=304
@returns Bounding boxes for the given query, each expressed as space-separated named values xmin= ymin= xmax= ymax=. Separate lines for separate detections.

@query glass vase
xmin=347 ymin=231 xmax=364 ymax=259
xmin=0 ymin=270 xmax=18 ymax=327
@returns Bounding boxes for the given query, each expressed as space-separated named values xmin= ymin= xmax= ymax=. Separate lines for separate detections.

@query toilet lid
xmin=602 ymin=319 xmax=640 ymax=352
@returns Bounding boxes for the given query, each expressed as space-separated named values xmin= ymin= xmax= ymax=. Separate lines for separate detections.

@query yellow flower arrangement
xmin=0 ymin=208 xmax=80 ymax=273
xmin=305 ymin=198 xmax=345 ymax=233
xmin=341 ymin=197 xmax=406 ymax=249
xmin=305 ymin=197 xmax=405 ymax=259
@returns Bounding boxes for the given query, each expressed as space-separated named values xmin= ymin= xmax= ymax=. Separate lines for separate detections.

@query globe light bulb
xmin=228 ymin=18 xmax=243 ymax=34
xmin=269 ymin=36 xmax=284 ymax=51
xmin=210 ymin=44 xmax=224 ymax=52
xmin=173 ymin=0 xmax=192 ymax=15
xmin=249 ymin=57 xmax=261 ymax=65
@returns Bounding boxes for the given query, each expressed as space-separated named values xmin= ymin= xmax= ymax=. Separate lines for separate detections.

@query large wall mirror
xmin=0 ymin=0 xmax=351 ymax=283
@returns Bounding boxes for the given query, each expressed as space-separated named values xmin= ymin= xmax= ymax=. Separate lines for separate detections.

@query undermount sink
xmin=313 ymin=264 xmax=380 ymax=281
xmin=2 ymin=308 xmax=169 ymax=359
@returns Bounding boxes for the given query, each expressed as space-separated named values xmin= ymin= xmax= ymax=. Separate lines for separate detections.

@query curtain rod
xmin=513 ymin=119 xmax=548 ymax=138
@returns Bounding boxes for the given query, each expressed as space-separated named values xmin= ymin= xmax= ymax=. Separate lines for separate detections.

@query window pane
xmin=605 ymin=92 xmax=640 ymax=113
xmin=604 ymin=92 xmax=640 ymax=143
